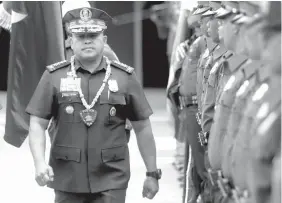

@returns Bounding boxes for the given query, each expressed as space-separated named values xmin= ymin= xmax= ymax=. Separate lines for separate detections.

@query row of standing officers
xmin=165 ymin=1 xmax=281 ymax=203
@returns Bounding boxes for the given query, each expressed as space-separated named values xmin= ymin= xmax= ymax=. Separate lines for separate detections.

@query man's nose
xmin=84 ymin=37 xmax=92 ymax=43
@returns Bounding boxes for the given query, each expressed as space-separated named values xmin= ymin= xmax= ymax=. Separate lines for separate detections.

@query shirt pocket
xmin=100 ymin=92 xmax=127 ymax=126
xmin=101 ymin=145 xmax=126 ymax=163
xmin=52 ymin=145 xmax=81 ymax=163
xmin=57 ymin=92 xmax=83 ymax=123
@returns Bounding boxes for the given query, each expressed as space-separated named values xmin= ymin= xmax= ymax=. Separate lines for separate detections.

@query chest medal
xmin=80 ymin=109 xmax=98 ymax=126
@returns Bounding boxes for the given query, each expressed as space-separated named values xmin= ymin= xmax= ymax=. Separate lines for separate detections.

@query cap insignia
xmin=80 ymin=8 xmax=92 ymax=22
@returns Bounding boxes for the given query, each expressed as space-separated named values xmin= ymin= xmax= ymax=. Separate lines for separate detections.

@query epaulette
xmin=46 ymin=60 xmax=70 ymax=72
xmin=111 ymin=60 xmax=134 ymax=74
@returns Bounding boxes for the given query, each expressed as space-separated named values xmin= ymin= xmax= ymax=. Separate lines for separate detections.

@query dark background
xmin=0 ymin=1 xmax=169 ymax=90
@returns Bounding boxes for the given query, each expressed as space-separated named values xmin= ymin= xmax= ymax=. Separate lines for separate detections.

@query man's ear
xmin=103 ymin=35 xmax=107 ymax=44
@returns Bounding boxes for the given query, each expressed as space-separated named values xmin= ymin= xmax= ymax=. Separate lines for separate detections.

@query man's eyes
xmin=76 ymin=34 xmax=99 ymax=39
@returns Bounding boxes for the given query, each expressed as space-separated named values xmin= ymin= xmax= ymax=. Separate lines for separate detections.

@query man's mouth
xmin=82 ymin=47 xmax=95 ymax=51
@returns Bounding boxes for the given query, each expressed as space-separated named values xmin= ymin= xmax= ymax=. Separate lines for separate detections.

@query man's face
xmin=199 ymin=17 xmax=210 ymax=36
xmin=221 ymin=18 xmax=239 ymax=50
xmin=207 ymin=18 xmax=219 ymax=43
xmin=71 ymin=32 xmax=107 ymax=61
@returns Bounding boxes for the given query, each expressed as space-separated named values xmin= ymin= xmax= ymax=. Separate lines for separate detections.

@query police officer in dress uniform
xmin=26 ymin=6 xmax=161 ymax=203
xmin=62 ymin=1 xmax=133 ymax=143
xmin=177 ymin=4 xmax=208 ymax=202
xmin=220 ymin=3 xmax=265 ymax=195
xmin=245 ymin=2 xmax=281 ymax=203
xmin=207 ymin=2 xmax=268 ymax=201
xmin=195 ymin=1 xmax=222 ymax=134
xmin=228 ymin=3 xmax=280 ymax=202
xmin=166 ymin=1 xmax=191 ymax=176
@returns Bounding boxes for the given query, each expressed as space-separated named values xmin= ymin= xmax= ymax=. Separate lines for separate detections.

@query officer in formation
xmin=167 ymin=1 xmax=281 ymax=203
xmin=26 ymin=5 xmax=162 ymax=203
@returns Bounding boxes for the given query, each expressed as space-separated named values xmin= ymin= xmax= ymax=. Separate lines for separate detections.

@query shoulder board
xmin=46 ymin=60 xmax=70 ymax=72
xmin=111 ymin=60 xmax=134 ymax=74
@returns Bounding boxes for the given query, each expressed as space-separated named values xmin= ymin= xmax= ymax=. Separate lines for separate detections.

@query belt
xmin=198 ymin=131 xmax=209 ymax=146
xmin=207 ymin=169 xmax=249 ymax=202
xmin=196 ymin=112 xmax=202 ymax=125
xmin=179 ymin=95 xmax=198 ymax=109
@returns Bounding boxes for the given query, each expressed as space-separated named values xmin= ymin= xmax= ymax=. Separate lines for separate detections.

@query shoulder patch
xmin=46 ymin=60 xmax=70 ymax=72
xmin=111 ymin=60 xmax=134 ymax=74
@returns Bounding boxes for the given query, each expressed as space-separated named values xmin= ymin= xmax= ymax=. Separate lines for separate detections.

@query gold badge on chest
xmin=80 ymin=109 xmax=98 ymax=127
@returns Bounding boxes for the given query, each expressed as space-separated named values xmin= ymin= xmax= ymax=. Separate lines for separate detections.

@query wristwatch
xmin=146 ymin=169 xmax=162 ymax=180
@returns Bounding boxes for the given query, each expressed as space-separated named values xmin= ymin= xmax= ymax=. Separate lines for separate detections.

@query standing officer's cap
xmin=63 ymin=7 xmax=112 ymax=33
xmin=215 ymin=1 xmax=238 ymax=19
xmin=188 ymin=7 xmax=201 ymax=27
xmin=202 ymin=1 xmax=222 ymax=17
xmin=233 ymin=2 xmax=260 ymax=25
xmin=192 ymin=1 xmax=210 ymax=15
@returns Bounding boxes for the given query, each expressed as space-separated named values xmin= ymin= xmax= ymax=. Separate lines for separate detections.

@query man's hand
xmin=142 ymin=177 xmax=159 ymax=199
xmin=35 ymin=162 xmax=54 ymax=186
xmin=175 ymin=40 xmax=189 ymax=62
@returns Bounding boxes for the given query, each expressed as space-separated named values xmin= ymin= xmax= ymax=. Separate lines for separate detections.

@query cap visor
xmin=233 ymin=16 xmax=251 ymax=24
xmin=231 ymin=13 xmax=244 ymax=23
xmin=193 ymin=7 xmax=210 ymax=15
xmin=215 ymin=7 xmax=232 ymax=18
xmin=202 ymin=10 xmax=217 ymax=17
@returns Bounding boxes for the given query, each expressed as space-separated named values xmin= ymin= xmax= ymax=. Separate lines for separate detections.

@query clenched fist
xmin=35 ymin=162 xmax=54 ymax=186
xmin=142 ymin=177 xmax=159 ymax=199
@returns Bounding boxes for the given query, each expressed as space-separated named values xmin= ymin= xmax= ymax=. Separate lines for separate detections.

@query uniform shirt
xmin=246 ymin=73 xmax=281 ymax=203
xmin=179 ymin=35 xmax=205 ymax=97
xmin=26 ymin=57 xmax=153 ymax=193
xmin=207 ymin=54 xmax=248 ymax=170
xmin=221 ymin=59 xmax=261 ymax=178
xmin=222 ymin=67 xmax=260 ymax=181
xmin=196 ymin=37 xmax=218 ymax=113
xmin=201 ymin=49 xmax=230 ymax=135
xmin=230 ymin=63 xmax=273 ymax=190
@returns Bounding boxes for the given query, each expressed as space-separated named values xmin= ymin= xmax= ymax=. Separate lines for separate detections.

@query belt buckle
xmin=198 ymin=131 xmax=207 ymax=146
xmin=207 ymin=168 xmax=218 ymax=186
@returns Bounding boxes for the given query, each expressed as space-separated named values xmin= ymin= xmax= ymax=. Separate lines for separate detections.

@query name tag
xmin=60 ymin=78 xmax=81 ymax=92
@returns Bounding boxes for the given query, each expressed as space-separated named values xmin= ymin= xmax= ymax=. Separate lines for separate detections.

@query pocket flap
xmin=101 ymin=145 xmax=126 ymax=163
xmin=100 ymin=93 xmax=126 ymax=105
xmin=58 ymin=92 xmax=82 ymax=104
xmin=52 ymin=145 xmax=81 ymax=162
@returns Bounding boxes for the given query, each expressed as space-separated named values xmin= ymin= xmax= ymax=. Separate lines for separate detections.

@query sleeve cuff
xmin=25 ymin=107 xmax=52 ymax=120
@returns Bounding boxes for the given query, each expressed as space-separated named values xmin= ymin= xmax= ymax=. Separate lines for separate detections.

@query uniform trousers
xmin=54 ymin=189 xmax=126 ymax=203
xmin=179 ymin=105 xmax=204 ymax=199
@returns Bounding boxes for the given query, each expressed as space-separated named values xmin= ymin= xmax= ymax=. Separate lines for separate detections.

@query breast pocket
xmin=57 ymin=92 xmax=83 ymax=123
xmin=100 ymin=92 xmax=127 ymax=126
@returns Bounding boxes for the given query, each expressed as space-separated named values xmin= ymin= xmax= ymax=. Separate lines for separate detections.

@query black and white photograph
xmin=0 ymin=1 xmax=281 ymax=203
